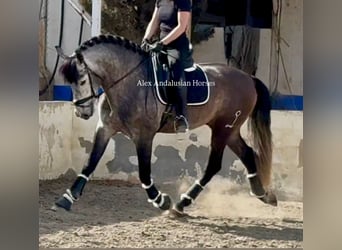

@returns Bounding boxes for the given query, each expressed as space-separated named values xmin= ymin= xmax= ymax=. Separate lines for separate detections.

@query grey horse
xmin=53 ymin=34 xmax=277 ymax=215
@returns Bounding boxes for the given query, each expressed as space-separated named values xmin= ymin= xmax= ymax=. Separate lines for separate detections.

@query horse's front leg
xmin=53 ymin=126 xmax=112 ymax=211
xmin=135 ymin=138 xmax=172 ymax=210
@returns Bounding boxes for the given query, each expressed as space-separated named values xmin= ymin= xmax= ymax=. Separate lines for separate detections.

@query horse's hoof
xmin=50 ymin=205 xmax=59 ymax=212
xmin=159 ymin=194 xmax=172 ymax=210
xmin=249 ymin=176 xmax=266 ymax=197
xmin=169 ymin=207 xmax=186 ymax=218
xmin=250 ymin=185 xmax=266 ymax=197
xmin=54 ymin=196 xmax=72 ymax=211
xmin=259 ymin=191 xmax=278 ymax=206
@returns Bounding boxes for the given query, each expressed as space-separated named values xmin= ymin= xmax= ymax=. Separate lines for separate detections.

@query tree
xmin=79 ymin=0 xmax=214 ymax=45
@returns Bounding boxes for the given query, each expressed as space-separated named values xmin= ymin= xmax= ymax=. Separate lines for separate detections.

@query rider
xmin=141 ymin=0 xmax=193 ymax=134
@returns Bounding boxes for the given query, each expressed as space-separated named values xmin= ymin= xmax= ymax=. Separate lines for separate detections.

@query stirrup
xmin=174 ymin=115 xmax=189 ymax=133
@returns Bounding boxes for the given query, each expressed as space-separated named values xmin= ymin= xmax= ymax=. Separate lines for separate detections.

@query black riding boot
xmin=173 ymin=79 xmax=189 ymax=133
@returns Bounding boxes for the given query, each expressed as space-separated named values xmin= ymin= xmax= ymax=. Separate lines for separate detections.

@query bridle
xmin=73 ymin=54 xmax=149 ymax=108
xmin=72 ymin=62 xmax=103 ymax=107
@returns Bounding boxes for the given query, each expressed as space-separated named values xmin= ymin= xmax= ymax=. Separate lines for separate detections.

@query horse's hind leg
xmin=226 ymin=132 xmax=265 ymax=197
xmin=173 ymin=127 xmax=228 ymax=214
xmin=226 ymin=132 xmax=277 ymax=206
xmin=53 ymin=126 xmax=112 ymax=211
xmin=135 ymin=137 xmax=172 ymax=210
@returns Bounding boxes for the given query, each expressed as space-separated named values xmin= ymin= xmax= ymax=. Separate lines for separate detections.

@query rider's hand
xmin=141 ymin=38 xmax=151 ymax=52
xmin=148 ymin=41 xmax=164 ymax=53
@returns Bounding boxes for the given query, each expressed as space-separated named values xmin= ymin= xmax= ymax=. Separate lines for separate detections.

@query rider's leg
xmin=167 ymin=49 xmax=189 ymax=133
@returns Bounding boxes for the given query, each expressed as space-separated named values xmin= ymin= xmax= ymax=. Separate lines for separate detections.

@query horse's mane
xmin=75 ymin=34 xmax=147 ymax=56
xmin=59 ymin=34 xmax=148 ymax=83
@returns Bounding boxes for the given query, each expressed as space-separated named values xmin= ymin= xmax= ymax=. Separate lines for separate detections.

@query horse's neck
xmin=84 ymin=45 xmax=150 ymax=112
xmin=102 ymin=55 xmax=149 ymax=110
xmin=86 ymin=45 xmax=144 ymax=83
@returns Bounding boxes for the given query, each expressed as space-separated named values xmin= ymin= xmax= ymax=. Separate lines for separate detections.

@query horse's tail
xmin=249 ymin=77 xmax=273 ymax=189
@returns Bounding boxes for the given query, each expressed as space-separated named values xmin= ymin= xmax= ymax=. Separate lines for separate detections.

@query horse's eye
xmin=80 ymin=80 xmax=86 ymax=86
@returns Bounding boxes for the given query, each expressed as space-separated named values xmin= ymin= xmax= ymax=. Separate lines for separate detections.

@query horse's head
xmin=58 ymin=49 xmax=100 ymax=120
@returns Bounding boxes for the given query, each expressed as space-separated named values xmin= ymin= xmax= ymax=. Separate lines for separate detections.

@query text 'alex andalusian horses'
xmin=53 ymin=34 xmax=277 ymax=215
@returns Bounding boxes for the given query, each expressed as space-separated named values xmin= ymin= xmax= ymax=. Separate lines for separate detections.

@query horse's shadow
xmin=39 ymin=180 xmax=162 ymax=236
xmin=176 ymin=214 xmax=303 ymax=242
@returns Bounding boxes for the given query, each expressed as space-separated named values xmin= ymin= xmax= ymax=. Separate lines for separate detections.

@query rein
xmin=104 ymin=56 xmax=150 ymax=91
xmin=73 ymin=55 xmax=150 ymax=107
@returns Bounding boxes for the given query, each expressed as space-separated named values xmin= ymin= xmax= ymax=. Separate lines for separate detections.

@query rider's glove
xmin=148 ymin=41 xmax=164 ymax=53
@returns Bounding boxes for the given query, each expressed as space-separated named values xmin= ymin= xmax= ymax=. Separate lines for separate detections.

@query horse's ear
xmin=55 ymin=46 xmax=75 ymax=60
xmin=75 ymin=51 xmax=84 ymax=63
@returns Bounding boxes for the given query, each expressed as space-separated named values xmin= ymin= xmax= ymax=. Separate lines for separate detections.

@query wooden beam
xmin=67 ymin=0 xmax=91 ymax=26
xmin=39 ymin=0 xmax=53 ymax=100
xmin=92 ymin=0 xmax=102 ymax=36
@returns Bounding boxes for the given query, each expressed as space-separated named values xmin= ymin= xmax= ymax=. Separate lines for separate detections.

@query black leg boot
xmin=173 ymin=79 xmax=189 ymax=135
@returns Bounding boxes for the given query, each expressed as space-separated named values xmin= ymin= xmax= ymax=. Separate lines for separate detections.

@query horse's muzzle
xmin=75 ymin=110 xmax=91 ymax=120
xmin=81 ymin=114 xmax=91 ymax=120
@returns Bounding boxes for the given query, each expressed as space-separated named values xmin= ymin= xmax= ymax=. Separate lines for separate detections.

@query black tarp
xmin=206 ymin=0 xmax=273 ymax=28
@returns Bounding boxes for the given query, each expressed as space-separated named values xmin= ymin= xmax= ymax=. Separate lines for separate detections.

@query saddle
xmin=151 ymin=53 xmax=210 ymax=106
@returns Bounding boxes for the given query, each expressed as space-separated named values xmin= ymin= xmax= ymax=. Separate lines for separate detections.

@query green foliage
xmin=79 ymin=0 xmax=214 ymax=44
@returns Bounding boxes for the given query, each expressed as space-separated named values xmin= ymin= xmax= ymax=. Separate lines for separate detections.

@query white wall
xmin=39 ymin=102 xmax=303 ymax=201
xmin=193 ymin=27 xmax=227 ymax=64
xmin=39 ymin=102 xmax=73 ymax=179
